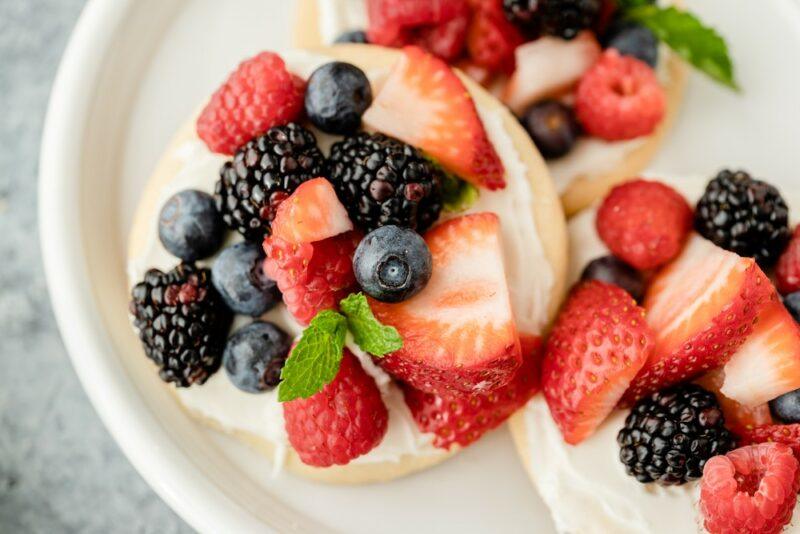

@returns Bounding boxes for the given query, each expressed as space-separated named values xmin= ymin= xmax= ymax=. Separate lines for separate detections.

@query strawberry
xmin=575 ymin=49 xmax=666 ymax=141
xmin=270 ymin=178 xmax=353 ymax=244
xmin=362 ymin=46 xmax=505 ymax=190
xmin=466 ymin=2 xmax=524 ymax=73
xmin=196 ymin=52 xmax=305 ymax=155
xmin=695 ymin=370 xmax=774 ymax=436
xmin=502 ymin=33 xmax=602 ymax=114
xmin=541 ymin=281 xmax=654 ymax=444
xmin=596 ymin=179 xmax=694 ymax=270
xmin=739 ymin=424 xmax=800 ymax=460
xmin=403 ymin=336 xmax=541 ymax=449
xmin=622 ymin=235 xmax=773 ymax=405
xmin=700 ymin=443 xmax=800 ymax=534
xmin=776 ymin=224 xmax=800 ymax=295
xmin=370 ymin=213 xmax=522 ymax=396
xmin=283 ymin=349 xmax=389 ymax=467
xmin=263 ymin=232 xmax=360 ymax=325
xmin=407 ymin=3 xmax=470 ymax=61
xmin=720 ymin=296 xmax=800 ymax=407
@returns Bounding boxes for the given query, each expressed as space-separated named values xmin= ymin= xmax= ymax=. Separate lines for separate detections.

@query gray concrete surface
xmin=0 ymin=1 xmax=192 ymax=532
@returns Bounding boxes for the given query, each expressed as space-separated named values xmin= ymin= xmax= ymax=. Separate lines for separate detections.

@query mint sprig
xmin=277 ymin=295 xmax=403 ymax=402
xmin=624 ymin=5 xmax=737 ymax=90
xmin=340 ymin=293 xmax=402 ymax=356
xmin=278 ymin=311 xmax=347 ymax=402
xmin=442 ymin=173 xmax=479 ymax=213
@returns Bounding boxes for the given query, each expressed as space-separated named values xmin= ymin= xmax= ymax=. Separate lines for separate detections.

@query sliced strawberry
xmin=739 ymin=424 xmax=800 ymax=460
xmin=371 ymin=213 xmax=521 ymax=395
xmin=695 ymin=369 xmax=774 ymax=436
xmin=502 ymin=33 xmax=602 ymax=114
xmin=720 ymin=296 xmax=800 ymax=407
xmin=270 ymin=178 xmax=353 ymax=244
xmin=542 ymin=281 xmax=654 ymax=444
xmin=466 ymin=3 xmax=524 ymax=74
xmin=403 ymin=337 xmax=541 ymax=449
xmin=362 ymin=46 xmax=505 ymax=190
xmin=622 ymin=235 xmax=773 ymax=405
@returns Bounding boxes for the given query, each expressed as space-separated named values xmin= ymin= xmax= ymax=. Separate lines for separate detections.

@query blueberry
xmin=158 ymin=190 xmax=224 ymax=261
xmin=335 ymin=30 xmax=369 ymax=44
xmin=784 ymin=292 xmax=800 ymax=324
xmin=223 ymin=322 xmax=291 ymax=393
xmin=581 ymin=255 xmax=645 ymax=302
xmin=605 ymin=22 xmax=659 ymax=68
xmin=353 ymin=226 xmax=432 ymax=303
xmin=305 ymin=61 xmax=372 ymax=135
xmin=520 ymin=101 xmax=580 ymax=159
xmin=212 ymin=241 xmax=280 ymax=316
xmin=770 ymin=389 xmax=800 ymax=423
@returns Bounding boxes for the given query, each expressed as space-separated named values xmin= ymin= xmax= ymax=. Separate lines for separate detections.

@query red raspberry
xmin=196 ymin=52 xmax=305 ymax=155
xmin=283 ymin=350 xmax=389 ymax=467
xmin=776 ymin=225 xmax=800 ymax=294
xmin=403 ymin=335 xmax=542 ymax=449
xmin=739 ymin=424 xmax=800 ymax=461
xmin=575 ymin=49 xmax=666 ymax=141
xmin=466 ymin=2 xmax=524 ymax=73
xmin=409 ymin=5 xmax=470 ymax=61
xmin=596 ymin=179 xmax=693 ymax=270
xmin=700 ymin=443 xmax=800 ymax=534
xmin=263 ymin=232 xmax=360 ymax=325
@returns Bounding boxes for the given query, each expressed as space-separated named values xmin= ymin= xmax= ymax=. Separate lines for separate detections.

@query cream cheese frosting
xmin=128 ymin=50 xmax=555 ymax=472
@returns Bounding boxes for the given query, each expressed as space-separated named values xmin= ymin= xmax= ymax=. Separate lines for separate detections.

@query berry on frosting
xmin=270 ymin=178 xmax=354 ymax=245
xmin=542 ymin=281 xmax=654 ymax=444
xmin=362 ymin=46 xmax=505 ymax=190
xmin=263 ymin=232 xmax=360 ymax=325
xmin=371 ymin=213 xmax=522 ymax=396
xmin=770 ymin=389 xmax=800 ymax=425
xmin=466 ymin=1 xmax=524 ymax=73
xmin=596 ymin=179 xmax=693 ymax=270
xmin=580 ymin=255 xmax=645 ymax=302
xmin=304 ymin=62 xmax=373 ymax=135
xmin=223 ymin=321 xmax=290 ymax=393
xmin=158 ymin=190 xmax=224 ymax=262
xmin=283 ymin=349 xmax=389 ymax=467
xmin=776 ymin=225 xmax=800 ymax=294
xmin=575 ymin=49 xmax=665 ymax=141
xmin=197 ymin=52 xmax=305 ymax=155
xmin=622 ymin=235 xmax=772 ymax=405
xmin=700 ymin=443 xmax=800 ymax=534
xmin=520 ymin=100 xmax=580 ymax=160
xmin=739 ymin=424 xmax=800 ymax=461
xmin=211 ymin=241 xmax=280 ymax=317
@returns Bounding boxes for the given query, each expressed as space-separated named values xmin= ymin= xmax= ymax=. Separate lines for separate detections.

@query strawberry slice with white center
xmin=622 ymin=235 xmax=773 ymax=405
xmin=270 ymin=178 xmax=353 ymax=244
xmin=362 ymin=46 xmax=505 ymax=190
xmin=720 ymin=296 xmax=800 ymax=407
xmin=695 ymin=369 xmax=773 ymax=436
xmin=370 ymin=213 xmax=521 ymax=396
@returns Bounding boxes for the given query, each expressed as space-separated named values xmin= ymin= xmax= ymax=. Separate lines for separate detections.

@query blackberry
xmin=129 ymin=263 xmax=232 ymax=387
xmin=694 ymin=170 xmax=790 ymax=267
xmin=327 ymin=132 xmax=443 ymax=233
xmin=502 ymin=0 xmax=541 ymax=36
xmin=617 ymin=384 xmax=736 ymax=485
xmin=214 ymin=123 xmax=325 ymax=242
xmin=504 ymin=0 xmax=601 ymax=39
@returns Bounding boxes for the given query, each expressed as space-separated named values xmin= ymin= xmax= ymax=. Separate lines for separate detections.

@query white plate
xmin=39 ymin=0 xmax=800 ymax=532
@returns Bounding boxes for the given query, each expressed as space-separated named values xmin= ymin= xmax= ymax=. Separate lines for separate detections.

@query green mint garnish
xmin=441 ymin=173 xmax=479 ymax=213
xmin=277 ymin=310 xmax=347 ymax=402
xmin=624 ymin=5 xmax=738 ymax=90
xmin=340 ymin=293 xmax=402 ymax=357
xmin=277 ymin=296 xmax=404 ymax=401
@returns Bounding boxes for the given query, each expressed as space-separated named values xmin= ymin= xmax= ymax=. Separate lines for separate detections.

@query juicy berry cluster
xmin=328 ymin=132 xmax=443 ymax=233
xmin=214 ymin=123 xmax=325 ymax=242
xmin=617 ymin=384 xmax=736 ymax=485
xmin=503 ymin=0 xmax=601 ymax=40
xmin=130 ymin=264 xmax=232 ymax=387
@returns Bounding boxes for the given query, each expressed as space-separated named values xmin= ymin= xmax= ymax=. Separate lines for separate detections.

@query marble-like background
xmin=0 ymin=0 xmax=191 ymax=531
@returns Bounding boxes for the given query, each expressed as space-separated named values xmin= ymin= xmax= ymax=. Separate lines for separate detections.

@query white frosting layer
xmin=523 ymin=174 xmax=800 ymax=534
xmin=128 ymin=50 xmax=554 ymax=472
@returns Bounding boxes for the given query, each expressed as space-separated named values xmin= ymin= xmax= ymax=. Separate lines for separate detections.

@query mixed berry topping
xmin=503 ymin=0 xmax=602 ymax=40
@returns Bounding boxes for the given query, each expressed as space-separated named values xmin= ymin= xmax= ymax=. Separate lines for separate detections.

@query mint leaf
xmin=277 ymin=310 xmax=347 ymax=402
xmin=626 ymin=6 xmax=737 ymax=89
xmin=340 ymin=293 xmax=403 ymax=357
xmin=441 ymin=174 xmax=479 ymax=213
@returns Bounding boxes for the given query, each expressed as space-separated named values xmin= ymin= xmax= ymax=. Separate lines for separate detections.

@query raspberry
xmin=197 ymin=52 xmax=305 ymax=155
xmin=575 ymin=49 xmax=665 ymax=141
xmin=739 ymin=424 xmax=800 ymax=461
xmin=700 ymin=443 xmax=800 ymax=534
xmin=596 ymin=179 xmax=693 ymax=270
xmin=263 ymin=232 xmax=360 ymax=325
xmin=467 ymin=2 xmax=524 ymax=73
xmin=283 ymin=350 xmax=389 ymax=467
xmin=775 ymin=225 xmax=800 ymax=294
